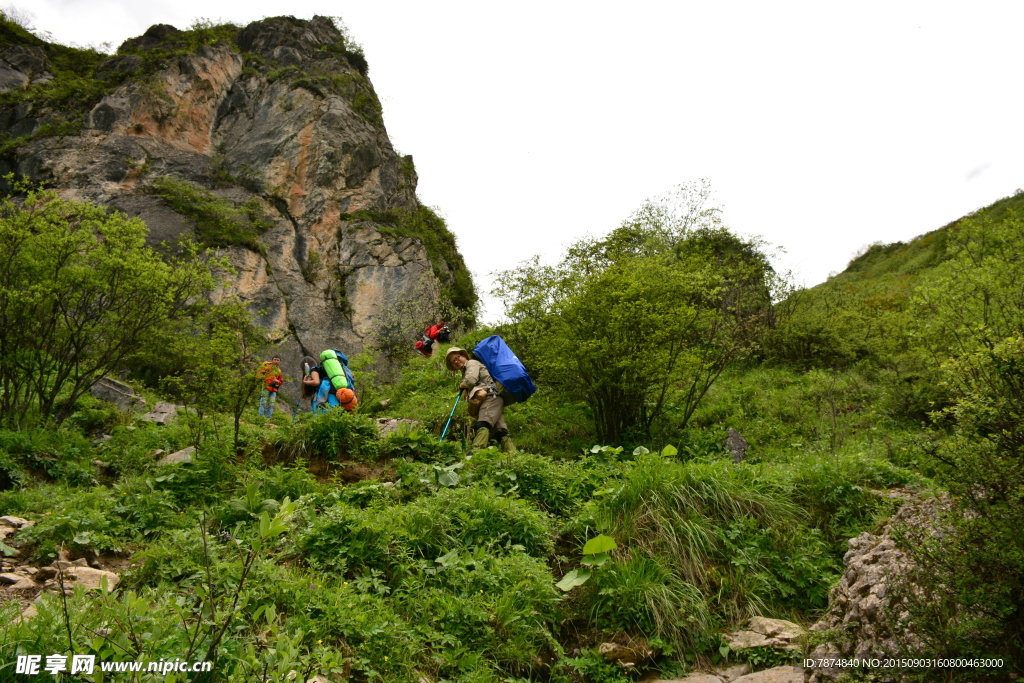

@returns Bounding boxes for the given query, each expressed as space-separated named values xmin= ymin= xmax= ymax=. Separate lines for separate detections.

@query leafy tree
xmin=155 ymin=300 xmax=269 ymax=453
xmin=0 ymin=183 xmax=216 ymax=426
xmin=496 ymin=182 xmax=778 ymax=443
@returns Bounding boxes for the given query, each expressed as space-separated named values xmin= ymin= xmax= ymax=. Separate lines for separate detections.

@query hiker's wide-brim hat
xmin=445 ymin=347 xmax=469 ymax=371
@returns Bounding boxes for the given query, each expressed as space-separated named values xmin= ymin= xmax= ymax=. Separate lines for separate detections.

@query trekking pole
xmin=439 ymin=392 xmax=461 ymax=441
xmin=292 ymin=363 xmax=310 ymax=423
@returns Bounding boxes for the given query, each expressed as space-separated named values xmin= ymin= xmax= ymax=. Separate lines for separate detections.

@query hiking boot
xmin=471 ymin=427 xmax=491 ymax=449
xmin=500 ymin=436 xmax=517 ymax=454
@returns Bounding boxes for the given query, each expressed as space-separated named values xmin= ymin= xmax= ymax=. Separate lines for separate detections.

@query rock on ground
xmin=715 ymin=664 xmax=753 ymax=682
xmin=726 ymin=428 xmax=749 ymax=463
xmin=157 ymin=446 xmax=194 ymax=465
xmin=652 ymin=674 xmax=725 ymax=683
xmin=140 ymin=402 xmax=179 ymax=425
xmin=2 ymin=554 xmax=121 ymax=617
xmin=724 ymin=616 xmax=804 ymax=651
xmin=44 ymin=566 xmax=119 ymax=593
xmin=732 ymin=667 xmax=804 ymax=683
xmin=0 ymin=516 xmax=33 ymax=528
xmin=376 ymin=418 xmax=422 ymax=437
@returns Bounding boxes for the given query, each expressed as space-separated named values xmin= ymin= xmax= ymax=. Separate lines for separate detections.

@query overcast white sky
xmin=24 ymin=1 xmax=1024 ymax=321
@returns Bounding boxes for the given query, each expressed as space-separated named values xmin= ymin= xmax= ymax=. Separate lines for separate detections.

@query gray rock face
xmin=0 ymin=46 xmax=52 ymax=92
xmin=236 ymin=16 xmax=339 ymax=62
xmin=8 ymin=17 xmax=462 ymax=398
xmin=0 ymin=66 xmax=27 ymax=92
xmin=118 ymin=24 xmax=181 ymax=53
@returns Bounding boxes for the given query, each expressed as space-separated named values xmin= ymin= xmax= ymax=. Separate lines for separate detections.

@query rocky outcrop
xmin=598 ymin=640 xmax=655 ymax=669
xmin=1 ymin=546 xmax=122 ymax=620
xmin=807 ymin=495 xmax=948 ymax=682
xmin=2 ymin=16 xmax=472 ymax=396
xmin=732 ymin=668 xmax=803 ymax=683
xmin=0 ymin=46 xmax=53 ymax=92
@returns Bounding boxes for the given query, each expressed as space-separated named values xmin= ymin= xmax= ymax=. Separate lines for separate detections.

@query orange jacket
xmin=256 ymin=362 xmax=284 ymax=392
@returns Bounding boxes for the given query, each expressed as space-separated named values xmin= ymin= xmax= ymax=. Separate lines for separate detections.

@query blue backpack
xmin=473 ymin=335 xmax=536 ymax=404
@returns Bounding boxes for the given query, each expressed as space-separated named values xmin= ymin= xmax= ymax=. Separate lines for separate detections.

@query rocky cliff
xmin=0 ymin=14 xmax=475 ymax=385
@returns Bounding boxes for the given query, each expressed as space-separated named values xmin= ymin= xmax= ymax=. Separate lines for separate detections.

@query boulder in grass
xmin=157 ymin=447 xmax=194 ymax=465
xmin=726 ymin=428 xmax=749 ymax=463
xmin=724 ymin=616 xmax=804 ymax=651
xmin=90 ymin=377 xmax=147 ymax=412
xmin=140 ymin=402 xmax=178 ymax=425
xmin=46 ymin=566 xmax=119 ymax=592
xmin=376 ymin=418 xmax=421 ymax=437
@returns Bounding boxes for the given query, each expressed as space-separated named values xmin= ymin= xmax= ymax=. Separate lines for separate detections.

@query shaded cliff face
xmin=0 ymin=15 xmax=473 ymax=385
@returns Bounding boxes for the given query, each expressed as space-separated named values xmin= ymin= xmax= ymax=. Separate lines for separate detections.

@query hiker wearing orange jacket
xmin=256 ymin=355 xmax=284 ymax=418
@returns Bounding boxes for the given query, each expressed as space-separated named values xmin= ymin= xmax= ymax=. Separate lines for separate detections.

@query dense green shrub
xmin=276 ymin=409 xmax=381 ymax=462
xmin=785 ymin=452 xmax=916 ymax=545
xmin=588 ymin=553 xmax=712 ymax=642
xmin=0 ymin=428 xmax=97 ymax=486
xmin=468 ymin=449 xmax=594 ymax=516
xmin=400 ymin=485 xmax=554 ymax=559
xmin=382 ymin=425 xmax=462 ymax=463
xmin=892 ymin=336 xmax=1024 ymax=675
xmin=297 ymin=501 xmax=405 ymax=575
xmin=401 ymin=550 xmax=561 ymax=677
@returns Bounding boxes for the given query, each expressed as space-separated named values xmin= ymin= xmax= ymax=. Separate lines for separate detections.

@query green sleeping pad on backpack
xmin=320 ymin=349 xmax=353 ymax=392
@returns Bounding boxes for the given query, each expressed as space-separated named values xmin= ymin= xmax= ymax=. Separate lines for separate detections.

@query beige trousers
xmin=476 ymin=394 xmax=506 ymax=430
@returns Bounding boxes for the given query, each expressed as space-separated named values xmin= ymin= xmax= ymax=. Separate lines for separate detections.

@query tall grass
xmin=576 ymin=455 xmax=810 ymax=651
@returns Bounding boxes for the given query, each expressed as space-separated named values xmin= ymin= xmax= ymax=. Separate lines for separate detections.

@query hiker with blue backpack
xmin=445 ymin=336 xmax=535 ymax=452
